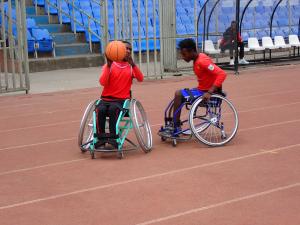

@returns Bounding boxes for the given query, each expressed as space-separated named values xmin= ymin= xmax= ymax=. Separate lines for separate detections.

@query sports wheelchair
xmin=78 ymin=99 xmax=153 ymax=159
xmin=158 ymin=88 xmax=238 ymax=147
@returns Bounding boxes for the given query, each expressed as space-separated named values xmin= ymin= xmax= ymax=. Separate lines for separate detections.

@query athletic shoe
xmin=229 ymin=59 xmax=234 ymax=65
xmin=239 ymin=58 xmax=249 ymax=64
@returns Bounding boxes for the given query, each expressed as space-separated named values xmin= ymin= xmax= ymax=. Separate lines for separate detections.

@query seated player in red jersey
xmin=172 ymin=38 xmax=227 ymax=133
xmin=97 ymin=41 xmax=144 ymax=148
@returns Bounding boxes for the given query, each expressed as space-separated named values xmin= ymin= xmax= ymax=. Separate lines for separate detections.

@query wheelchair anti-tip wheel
xmin=188 ymin=95 xmax=238 ymax=146
xmin=78 ymin=101 xmax=96 ymax=152
xmin=130 ymin=99 xmax=153 ymax=153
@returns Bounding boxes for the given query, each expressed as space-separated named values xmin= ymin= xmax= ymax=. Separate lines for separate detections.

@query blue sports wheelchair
xmin=158 ymin=88 xmax=239 ymax=147
xmin=78 ymin=99 xmax=153 ymax=159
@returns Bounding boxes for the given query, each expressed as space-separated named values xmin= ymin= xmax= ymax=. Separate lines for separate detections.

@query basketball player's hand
xmin=202 ymin=92 xmax=212 ymax=102
xmin=127 ymin=55 xmax=135 ymax=67
xmin=106 ymin=55 xmax=112 ymax=67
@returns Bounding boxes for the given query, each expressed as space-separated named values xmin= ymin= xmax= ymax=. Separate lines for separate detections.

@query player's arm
xmin=203 ymin=62 xmax=227 ymax=101
xmin=99 ymin=64 xmax=111 ymax=86
xmin=127 ymin=55 xmax=144 ymax=82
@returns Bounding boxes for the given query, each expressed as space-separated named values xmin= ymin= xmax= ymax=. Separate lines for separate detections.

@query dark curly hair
xmin=178 ymin=38 xmax=197 ymax=51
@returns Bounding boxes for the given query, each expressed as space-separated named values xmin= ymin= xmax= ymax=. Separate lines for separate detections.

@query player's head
xmin=122 ymin=40 xmax=132 ymax=61
xmin=178 ymin=38 xmax=197 ymax=62
xmin=231 ymin=21 xmax=236 ymax=31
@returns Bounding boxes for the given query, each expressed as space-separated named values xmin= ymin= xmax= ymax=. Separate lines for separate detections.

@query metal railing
xmin=0 ymin=0 xmax=30 ymax=94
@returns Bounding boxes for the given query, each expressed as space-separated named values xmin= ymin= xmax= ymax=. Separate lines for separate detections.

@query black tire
xmin=130 ymin=99 xmax=153 ymax=153
xmin=78 ymin=101 xmax=97 ymax=152
xmin=189 ymin=95 xmax=238 ymax=146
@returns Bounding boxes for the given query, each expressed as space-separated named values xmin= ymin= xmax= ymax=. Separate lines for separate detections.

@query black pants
xmin=221 ymin=41 xmax=245 ymax=59
xmin=97 ymin=100 xmax=124 ymax=136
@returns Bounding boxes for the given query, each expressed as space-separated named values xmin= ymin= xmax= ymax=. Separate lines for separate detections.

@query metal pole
xmin=153 ymin=0 xmax=158 ymax=79
xmin=206 ymin=0 xmax=221 ymax=40
xmin=21 ymin=0 xmax=30 ymax=92
xmin=138 ymin=0 xmax=142 ymax=68
xmin=158 ymin=0 xmax=164 ymax=78
xmin=234 ymin=0 xmax=240 ymax=74
xmin=8 ymin=0 xmax=16 ymax=89
xmin=270 ymin=0 xmax=283 ymax=37
xmin=1 ymin=0 xmax=9 ymax=89
xmin=145 ymin=0 xmax=149 ymax=77
xmin=15 ymin=0 xmax=24 ymax=88
xmin=122 ymin=0 xmax=125 ymax=40
xmin=239 ymin=0 xmax=254 ymax=32
xmin=101 ymin=0 xmax=108 ymax=53
xmin=114 ymin=0 xmax=118 ymax=40
xmin=129 ymin=0 xmax=134 ymax=60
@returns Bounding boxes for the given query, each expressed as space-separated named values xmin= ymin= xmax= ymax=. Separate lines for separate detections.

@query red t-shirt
xmin=193 ymin=53 xmax=226 ymax=91
xmin=100 ymin=62 xmax=144 ymax=100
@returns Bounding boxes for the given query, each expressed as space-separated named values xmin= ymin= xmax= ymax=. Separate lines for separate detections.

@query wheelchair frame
xmin=158 ymin=93 xmax=239 ymax=147
xmin=78 ymin=99 xmax=152 ymax=159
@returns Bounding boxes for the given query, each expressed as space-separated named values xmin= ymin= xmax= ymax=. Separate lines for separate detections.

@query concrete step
xmin=27 ymin=15 xmax=49 ymax=24
xmin=28 ymin=54 xmax=104 ymax=73
xmin=37 ymin=24 xmax=70 ymax=33
xmin=55 ymin=43 xmax=90 ymax=56
xmin=52 ymin=33 xmax=81 ymax=45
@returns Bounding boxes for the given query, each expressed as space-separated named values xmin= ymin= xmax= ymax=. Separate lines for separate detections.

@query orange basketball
xmin=105 ymin=41 xmax=127 ymax=62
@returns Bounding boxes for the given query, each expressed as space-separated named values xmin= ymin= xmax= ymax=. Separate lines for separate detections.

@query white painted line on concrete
xmin=136 ymin=182 xmax=300 ymax=225
xmin=0 ymin=138 xmax=75 ymax=152
xmin=0 ymin=143 xmax=299 ymax=210
xmin=0 ymin=159 xmax=87 ymax=176
xmin=0 ymin=120 xmax=79 ymax=133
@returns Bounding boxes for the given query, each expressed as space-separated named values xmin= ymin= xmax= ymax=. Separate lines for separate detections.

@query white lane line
xmin=239 ymin=119 xmax=300 ymax=132
xmin=1 ymin=100 xmax=299 ymax=134
xmin=1 ymin=118 xmax=300 ymax=152
xmin=135 ymin=183 xmax=300 ymax=225
xmin=238 ymin=101 xmax=300 ymax=113
xmin=1 ymin=89 xmax=299 ymax=119
xmin=0 ymin=138 xmax=75 ymax=152
xmin=0 ymin=143 xmax=299 ymax=210
xmin=0 ymin=159 xmax=87 ymax=176
xmin=0 ymin=120 xmax=79 ymax=133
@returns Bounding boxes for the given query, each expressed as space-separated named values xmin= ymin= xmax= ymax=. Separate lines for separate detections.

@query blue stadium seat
xmin=70 ymin=11 xmax=85 ymax=32
xmin=176 ymin=22 xmax=187 ymax=35
xmin=27 ymin=30 xmax=36 ymax=53
xmin=26 ymin=18 xmax=38 ymax=31
xmin=32 ymin=0 xmax=45 ymax=7
xmin=256 ymin=29 xmax=267 ymax=39
xmin=255 ymin=18 xmax=269 ymax=29
xmin=31 ymin=28 xmax=53 ymax=53
xmin=277 ymin=18 xmax=289 ymax=27
xmin=45 ymin=0 xmax=58 ymax=15
xmin=85 ymin=27 xmax=101 ymax=43
xmin=58 ymin=1 xmax=71 ymax=23
xmin=185 ymin=23 xmax=194 ymax=34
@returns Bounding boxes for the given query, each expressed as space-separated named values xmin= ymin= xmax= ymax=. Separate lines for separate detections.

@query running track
xmin=0 ymin=64 xmax=299 ymax=225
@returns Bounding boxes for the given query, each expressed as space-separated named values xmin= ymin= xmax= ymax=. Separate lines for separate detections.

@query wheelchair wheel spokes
xmin=130 ymin=99 xmax=153 ymax=153
xmin=78 ymin=101 xmax=97 ymax=152
xmin=189 ymin=95 xmax=238 ymax=146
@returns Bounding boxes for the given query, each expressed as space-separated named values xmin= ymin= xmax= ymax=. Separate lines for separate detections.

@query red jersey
xmin=100 ymin=61 xmax=144 ymax=100
xmin=193 ymin=53 xmax=226 ymax=91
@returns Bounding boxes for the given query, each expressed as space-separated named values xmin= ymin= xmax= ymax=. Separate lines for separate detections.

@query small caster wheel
xmin=81 ymin=149 xmax=87 ymax=153
xmin=90 ymin=151 xmax=95 ymax=159
xmin=172 ymin=139 xmax=177 ymax=147
xmin=221 ymin=131 xmax=227 ymax=140
xmin=117 ymin=151 xmax=124 ymax=159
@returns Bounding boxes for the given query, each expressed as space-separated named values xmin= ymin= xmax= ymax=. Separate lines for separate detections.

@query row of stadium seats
xmin=1 ymin=0 xmax=299 ymax=56
xmin=0 ymin=3 xmax=54 ymax=57
xmin=203 ymin=35 xmax=300 ymax=58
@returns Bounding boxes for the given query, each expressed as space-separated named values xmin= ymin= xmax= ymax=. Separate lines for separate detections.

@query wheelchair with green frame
xmin=158 ymin=88 xmax=239 ymax=147
xmin=78 ymin=98 xmax=153 ymax=159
